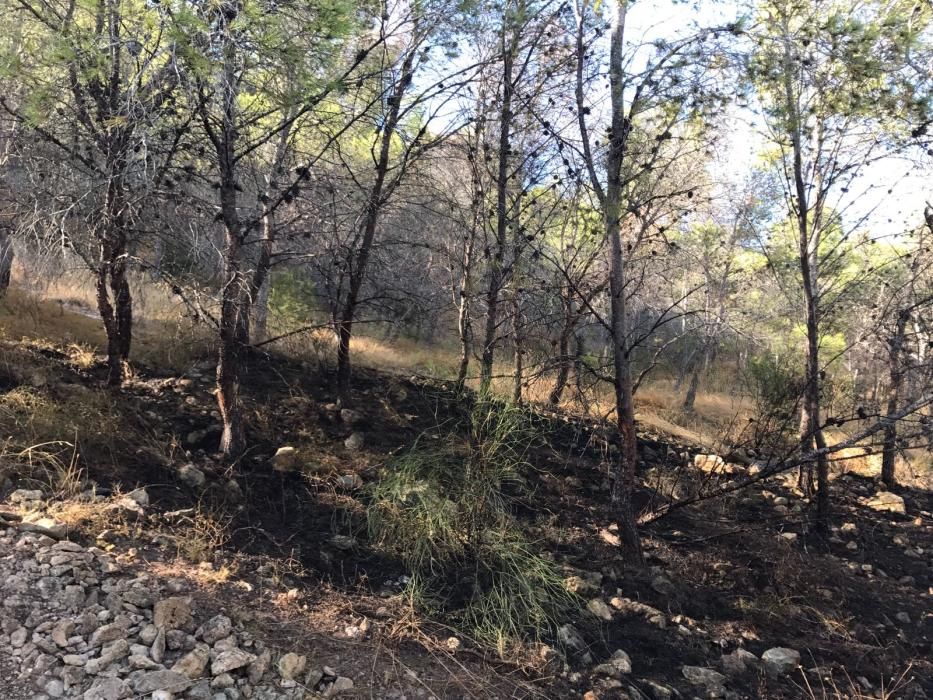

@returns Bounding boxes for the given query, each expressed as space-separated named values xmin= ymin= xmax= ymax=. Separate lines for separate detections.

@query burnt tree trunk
xmin=335 ymin=47 xmax=417 ymax=399
xmin=479 ymin=22 xmax=517 ymax=396
xmin=605 ymin=0 xmax=643 ymax=565
xmin=96 ymin=143 xmax=133 ymax=387
xmin=881 ymin=310 xmax=909 ymax=487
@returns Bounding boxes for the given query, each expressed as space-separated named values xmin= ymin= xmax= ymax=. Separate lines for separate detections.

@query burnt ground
xmin=0 ymin=338 xmax=931 ymax=699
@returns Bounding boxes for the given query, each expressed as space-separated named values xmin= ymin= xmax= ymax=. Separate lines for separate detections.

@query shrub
xmin=368 ymin=399 xmax=577 ymax=656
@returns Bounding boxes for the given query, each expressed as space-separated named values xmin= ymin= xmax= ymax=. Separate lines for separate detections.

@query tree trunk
xmin=605 ymin=0 xmax=643 ymax=565
xmin=479 ymin=23 xmax=516 ymax=396
xmin=335 ymin=48 xmax=416 ymax=399
xmin=214 ymin=22 xmax=249 ymax=460
xmin=511 ymin=290 xmax=523 ymax=404
xmin=548 ymin=295 xmax=575 ymax=406
xmin=881 ymin=310 xmax=908 ymax=487
xmin=96 ymin=151 xmax=133 ymax=387
xmin=783 ymin=34 xmax=830 ymax=532
xmin=0 ymin=228 xmax=13 ymax=296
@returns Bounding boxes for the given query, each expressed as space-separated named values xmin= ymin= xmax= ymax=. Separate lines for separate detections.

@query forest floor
xmin=0 ymin=291 xmax=931 ymax=699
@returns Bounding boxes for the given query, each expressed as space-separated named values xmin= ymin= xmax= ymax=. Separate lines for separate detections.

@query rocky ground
xmin=0 ymin=338 xmax=932 ymax=699
xmin=0 ymin=498 xmax=357 ymax=700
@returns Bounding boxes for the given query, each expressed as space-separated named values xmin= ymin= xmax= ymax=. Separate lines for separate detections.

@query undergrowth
xmin=368 ymin=399 xmax=578 ymax=657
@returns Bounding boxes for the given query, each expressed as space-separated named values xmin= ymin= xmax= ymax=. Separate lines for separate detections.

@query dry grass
xmin=796 ymin=663 xmax=918 ymax=699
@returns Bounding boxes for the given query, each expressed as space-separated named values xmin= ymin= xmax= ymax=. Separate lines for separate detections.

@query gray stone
xmin=83 ymin=678 xmax=131 ymax=700
xmin=682 ymin=665 xmax=726 ymax=687
xmin=587 ymin=598 xmax=613 ymax=621
xmin=154 ymin=597 xmax=192 ymax=630
xmin=593 ymin=649 xmax=632 ymax=678
xmin=344 ymin=432 xmax=365 ymax=450
xmin=172 ymin=644 xmax=210 ymax=679
xmin=85 ymin=639 xmax=129 ymax=674
xmin=277 ymin=652 xmax=306 ymax=681
xmin=197 ymin=614 xmax=232 ymax=645
xmin=132 ymin=670 xmax=193 ymax=694
xmin=761 ymin=647 xmax=801 ymax=675
xmin=272 ymin=447 xmax=300 ymax=473
xmin=177 ymin=464 xmax=206 ymax=489
xmin=210 ymin=648 xmax=256 ymax=675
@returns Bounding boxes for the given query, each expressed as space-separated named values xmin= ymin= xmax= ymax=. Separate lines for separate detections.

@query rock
xmin=277 ymin=652 xmax=307 ymax=680
xmin=558 ymin=623 xmax=588 ymax=655
xmin=895 ymin=611 xmax=911 ymax=624
xmin=864 ymin=492 xmax=906 ymax=514
xmin=197 ymin=614 xmax=232 ymax=644
xmin=210 ymin=648 xmax=256 ymax=675
xmin=52 ymin=619 xmax=74 ymax=646
xmin=172 ymin=644 xmax=211 ymax=679
xmin=177 ymin=464 xmax=206 ymax=489
xmin=124 ymin=587 xmax=155 ymax=608
xmin=593 ymin=649 xmax=632 ymax=679
xmin=151 ymin=628 xmax=166 ymax=663
xmin=19 ymin=516 xmax=67 ymax=539
xmin=45 ymin=679 xmax=65 ymax=698
xmin=247 ymin=649 xmax=272 ymax=684
xmin=587 ymin=598 xmax=614 ymax=621
xmin=9 ymin=488 xmax=44 ymax=504
xmin=761 ymin=647 xmax=801 ymax=675
xmin=126 ymin=488 xmax=150 ymax=506
xmin=86 ymin=639 xmax=129 ymax=674
xmin=336 ymin=473 xmax=363 ymax=490
xmin=344 ymin=432 xmax=365 ymax=450
xmin=272 ymin=447 xmax=300 ymax=472
xmin=339 ymin=409 xmax=363 ymax=425
xmin=642 ymin=679 xmax=675 ymax=700
xmin=10 ymin=625 xmax=27 ymax=647
xmin=154 ymin=597 xmax=192 ymax=630
xmin=83 ymin=678 xmax=131 ymax=700
xmin=132 ymin=670 xmax=193 ymax=694
xmin=90 ymin=621 xmax=128 ymax=648
xmin=694 ymin=454 xmax=725 ymax=473
xmin=682 ymin=665 xmax=726 ymax=687
xmin=326 ymin=676 xmax=354 ymax=697
xmin=721 ymin=649 xmax=758 ymax=675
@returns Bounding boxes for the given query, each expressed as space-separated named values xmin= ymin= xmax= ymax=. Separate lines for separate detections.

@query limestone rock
xmin=761 ymin=647 xmax=801 ymax=675
xmin=682 ymin=665 xmax=726 ymax=688
xmin=210 ymin=648 xmax=256 ymax=675
xmin=153 ymin=597 xmax=192 ymax=631
xmin=864 ymin=492 xmax=906 ymax=514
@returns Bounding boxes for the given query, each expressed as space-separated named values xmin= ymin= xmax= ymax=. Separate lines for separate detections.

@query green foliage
xmin=747 ymin=354 xmax=804 ymax=419
xmin=268 ymin=270 xmax=318 ymax=328
xmin=368 ymin=399 xmax=577 ymax=655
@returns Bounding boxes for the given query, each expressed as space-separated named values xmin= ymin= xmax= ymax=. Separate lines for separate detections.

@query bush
xmin=368 ymin=399 xmax=577 ymax=656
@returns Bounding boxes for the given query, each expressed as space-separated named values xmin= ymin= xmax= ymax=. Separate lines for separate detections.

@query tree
xmin=749 ymin=0 xmax=932 ymax=530
xmin=1 ymin=0 xmax=180 ymax=384
xmin=175 ymin=0 xmax=366 ymax=457
xmin=572 ymin=0 xmax=731 ymax=563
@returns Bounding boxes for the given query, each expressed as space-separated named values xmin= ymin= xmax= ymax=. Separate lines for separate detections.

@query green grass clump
xmin=368 ymin=399 xmax=577 ymax=656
